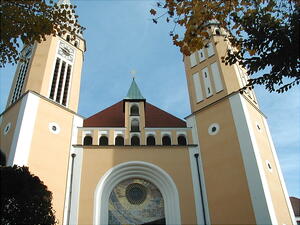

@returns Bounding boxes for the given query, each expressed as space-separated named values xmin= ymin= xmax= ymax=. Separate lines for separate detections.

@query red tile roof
xmin=290 ymin=197 xmax=300 ymax=217
xmin=83 ymin=100 xmax=186 ymax=128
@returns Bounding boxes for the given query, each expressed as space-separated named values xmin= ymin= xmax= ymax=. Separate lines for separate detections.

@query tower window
xmin=83 ymin=136 xmax=93 ymax=145
xmin=208 ymin=123 xmax=220 ymax=135
xmin=146 ymin=135 xmax=156 ymax=146
xmin=130 ymin=105 xmax=139 ymax=116
xmin=56 ymin=61 xmax=66 ymax=102
xmin=131 ymin=119 xmax=139 ymax=132
xmin=49 ymin=57 xmax=73 ymax=107
xmin=74 ymin=41 xmax=78 ymax=48
xmin=99 ymin=136 xmax=108 ymax=146
xmin=115 ymin=136 xmax=124 ymax=146
xmin=177 ymin=135 xmax=187 ymax=145
xmin=131 ymin=135 xmax=140 ymax=146
xmin=215 ymin=29 xmax=221 ymax=35
xmin=202 ymin=67 xmax=213 ymax=98
xmin=11 ymin=59 xmax=30 ymax=104
xmin=62 ymin=65 xmax=72 ymax=106
xmin=49 ymin=58 xmax=61 ymax=100
xmin=162 ymin=135 xmax=171 ymax=146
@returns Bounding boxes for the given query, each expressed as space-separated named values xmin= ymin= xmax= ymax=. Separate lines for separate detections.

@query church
xmin=0 ymin=0 xmax=297 ymax=225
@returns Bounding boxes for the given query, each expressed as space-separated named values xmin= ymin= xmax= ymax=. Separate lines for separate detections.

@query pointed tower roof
xmin=125 ymin=78 xmax=145 ymax=100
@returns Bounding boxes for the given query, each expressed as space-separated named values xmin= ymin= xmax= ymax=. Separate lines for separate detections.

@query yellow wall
xmin=27 ymin=97 xmax=76 ymax=225
xmin=77 ymin=146 xmax=197 ymax=225
xmin=0 ymin=100 xmax=23 ymax=160
xmin=194 ymin=98 xmax=256 ymax=224
xmin=245 ymin=101 xmax=294 ymax=225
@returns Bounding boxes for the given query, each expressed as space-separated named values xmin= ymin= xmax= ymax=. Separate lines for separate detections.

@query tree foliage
xmin=151 ymin=0 xmax=300 ymax=93
xmin=0 ymin=166 xmax=57 ymax=225
xmin=0 ymin=0 xmax=85 ymax=68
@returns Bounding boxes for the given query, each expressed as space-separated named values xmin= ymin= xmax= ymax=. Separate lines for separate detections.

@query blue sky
xmin=0 ymin=0 xmax=299 ymax=197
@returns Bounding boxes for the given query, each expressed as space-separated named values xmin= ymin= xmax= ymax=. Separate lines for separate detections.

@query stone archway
xmin=94 ymin=161 xmax=181 ymax=225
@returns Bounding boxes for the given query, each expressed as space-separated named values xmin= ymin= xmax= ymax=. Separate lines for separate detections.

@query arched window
xmin=130 ymin=105 xmax=139 ymax=115
xmin=215 ymin=29 xmax=221 ymax=35
xmin=162 ymin=135 xmax=171 ymax=146
xmin=147 ymin=135 xmax=156 ymax=146
xmin=83 ymin=136 xmax=93 ymax=145
xmin=99 ymin=136 xmax=108 ymax=146
xmin=109 ymin=178 xmax=165 ymax=224
xmin=115 ymin=136 xmax=124 ymax=146
xmin=131 ymin=119 xmax=139 ymax=132
xmin=177 ymin=135 xmax=187 ymax=146
xmin=74 ymin=41 xmax=78 ymax=48
xmin=66 ymin=35 xmax=70 ymax=42
xmin=131 ymin=135 xmax=140 ymax=146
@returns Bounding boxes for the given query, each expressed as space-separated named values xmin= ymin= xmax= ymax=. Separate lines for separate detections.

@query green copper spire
xmin=125 ymin=78 xmax=145 ymax=100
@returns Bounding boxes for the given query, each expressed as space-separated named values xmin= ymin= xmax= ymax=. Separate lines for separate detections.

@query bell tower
xmin=184 ymin=22 xmax=296 ymax=225
xmin=0 ymin=0 xmax=85 ymax=224
xmin=6 ymin=9 xmax=85 ymax=112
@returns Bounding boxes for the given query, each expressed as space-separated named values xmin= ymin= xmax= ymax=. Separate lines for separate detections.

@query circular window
xmin=256 ymin=122 xmax=262 ymax=132
xmin=3 ymin=123 xmax=11 ymax=135
xmin=125 ymin=183 xmax=147 ymax=205
xmin=48 ymin=122 xmax=60 ymax=134
xmin=266 ymin=160 xmax=272 ymax=172
xmin=208 ymin=123 xmax=220 ymax=135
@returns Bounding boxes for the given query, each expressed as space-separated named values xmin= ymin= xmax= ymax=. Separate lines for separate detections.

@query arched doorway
xmin=94 ymin=161 xmax=181 ymax=225
xmin=108 ymin=178 xmax=165 ymax=224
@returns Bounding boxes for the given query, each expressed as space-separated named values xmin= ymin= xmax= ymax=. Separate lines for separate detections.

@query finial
xmin=130 ymin=69 xmax=137 ymax=80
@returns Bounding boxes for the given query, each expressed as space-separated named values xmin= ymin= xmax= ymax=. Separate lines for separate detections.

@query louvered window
xmin=11 ymin=59 xmax=30 ymax=104
xmin=49 ymin=57 xmax=72 ymax=106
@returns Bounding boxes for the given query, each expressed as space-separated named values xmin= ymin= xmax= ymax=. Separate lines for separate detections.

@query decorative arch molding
xmin=93 ymin=161 xmax=181 ymax=225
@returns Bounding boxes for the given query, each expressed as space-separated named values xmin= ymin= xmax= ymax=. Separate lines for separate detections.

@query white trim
xmin=186 ymin=115 xmax=211 ymax=225
xmin=80 ymin=127 xmax=126 ymax=130
xmin=93 ymin=161 xmax=181 ymax=225
xmin=202 ymin=67 xmax=213 ymax=98
xmin=229 ymin=93 xmax=278 ymax=225
xmin=193 ymin=72 xmax=204 ymax=102
xmin=63 ymin=115 xmax=83 ymax=225
xmin=8 ymin=93 xmax=39 ymax=166
xmin=262 ymin=117 xmax=297 ymax=225
xmin=161 ymin=131 xmax=172 ymax=137
xmin=210 ymin=62 xmax=223 ymax=93
xmin=130 ymin=132 xmax=140 ymax=138
xmin=145 ymin=127 xmax=191 ymax=131
xmin=145 ymin=131 xmax=156 ymax=136
xmin=114 ymin=130 xmax=124 ymax=137
xmin=83 ymin=130 xmax=92 ymax=135
xmin=99 ymin=130 xmax=108 ymax=135
xmin=190 ymin=52 xmax=197 ymax=67
xmin=176 ymin=131 xmax=187 ymax=136
xmin=206 ymin=42 xmax=215 ymax=57
xmin=198 ymin=48 xmax=206 ymax=62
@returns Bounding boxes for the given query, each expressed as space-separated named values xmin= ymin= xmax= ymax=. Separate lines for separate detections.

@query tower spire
xmin=125 ymin=78 xmax=145 ymax=100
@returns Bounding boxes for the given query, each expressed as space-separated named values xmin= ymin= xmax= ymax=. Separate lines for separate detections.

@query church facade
xmin=0 ymin=1 xmax=296 ymax=225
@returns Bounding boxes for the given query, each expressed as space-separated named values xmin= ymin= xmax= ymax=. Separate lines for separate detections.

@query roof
xmin=125 ymin=78 xmax=145 ymax=100
xmin=290 ymin=197 xmax=300 ymax=217
xmin=83 ymin=101 xmax=186 ymax=128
